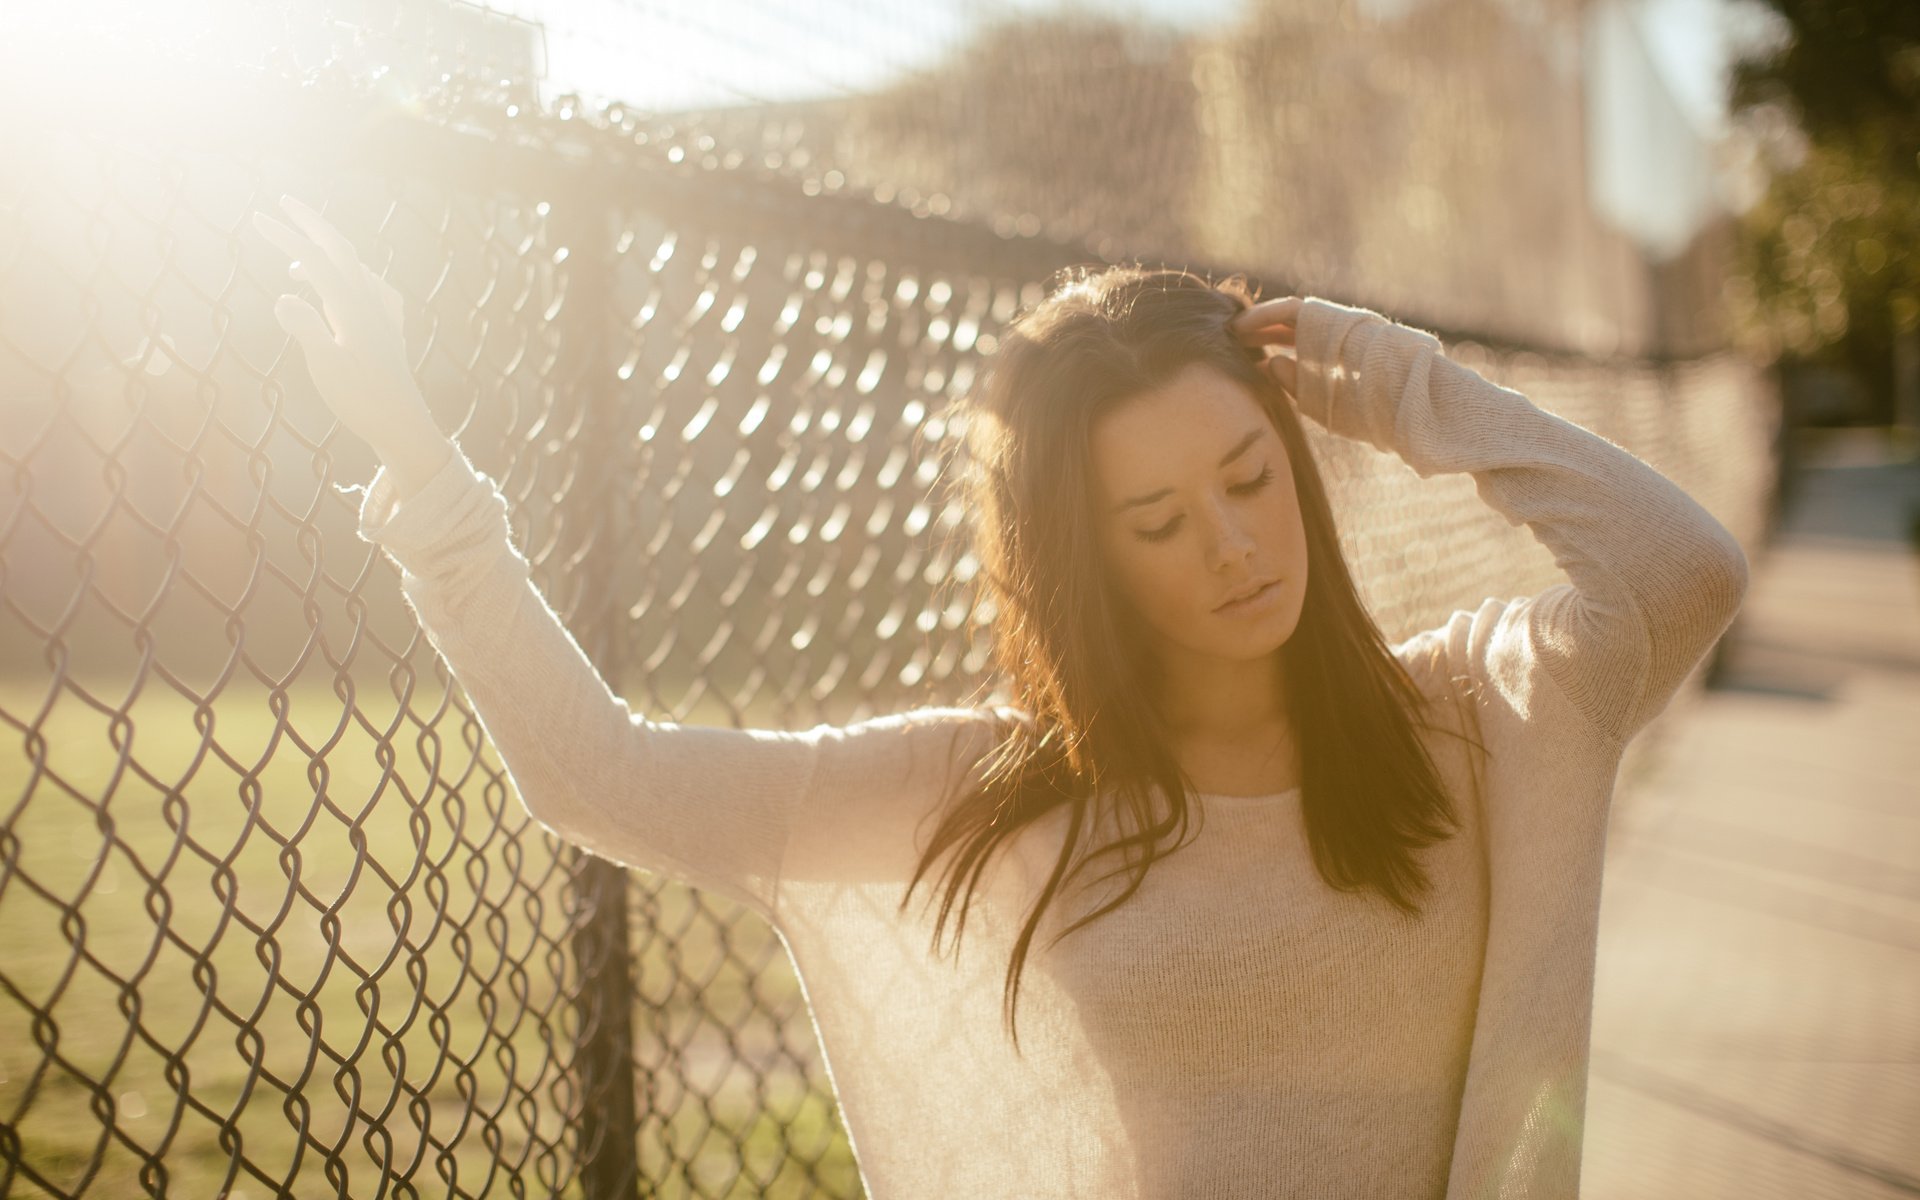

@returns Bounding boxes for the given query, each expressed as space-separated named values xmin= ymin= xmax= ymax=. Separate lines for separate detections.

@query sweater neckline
xmin=1195 ymin=785 xmax=1303 ymax=805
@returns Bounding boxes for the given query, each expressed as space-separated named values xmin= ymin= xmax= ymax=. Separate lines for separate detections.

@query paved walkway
xmin=1583 ymin=428 xmax=1920 ymax=1199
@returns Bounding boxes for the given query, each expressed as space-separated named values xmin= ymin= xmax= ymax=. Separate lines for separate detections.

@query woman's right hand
xmin=1227 ymin=294 xmax=1301 ymax=398
xmin=252 ymin=195 xmax=447 ymax=469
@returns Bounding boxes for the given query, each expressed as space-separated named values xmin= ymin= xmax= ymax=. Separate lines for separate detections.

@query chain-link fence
xmin=1 ymin=5 xmax=1778 ymax=1198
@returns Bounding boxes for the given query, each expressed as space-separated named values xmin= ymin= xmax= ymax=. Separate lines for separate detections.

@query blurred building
xmin=682 ymin=0 xmax=1741 ymax=361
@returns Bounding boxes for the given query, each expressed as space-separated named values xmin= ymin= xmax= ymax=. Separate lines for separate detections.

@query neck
xmin=1154 ymin=645 xmax=1289 ymax=741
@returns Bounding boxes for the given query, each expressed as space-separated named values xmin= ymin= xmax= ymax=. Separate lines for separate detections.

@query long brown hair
xmin=901 ymin=264 xmax=1487 ymax=1051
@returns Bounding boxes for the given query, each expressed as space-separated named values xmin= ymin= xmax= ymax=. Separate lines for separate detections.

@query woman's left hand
xmin=1228 ymin=295 xmax=1301 ymax=398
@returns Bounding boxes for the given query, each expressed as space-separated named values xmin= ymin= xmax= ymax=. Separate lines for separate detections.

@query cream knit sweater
xmin=355 ymin=297 xmax=1750 ymax=1198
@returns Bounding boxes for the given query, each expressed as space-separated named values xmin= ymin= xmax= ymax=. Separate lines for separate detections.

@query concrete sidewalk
xmin=1582 ymin=429 xmax=1920 ymax=1199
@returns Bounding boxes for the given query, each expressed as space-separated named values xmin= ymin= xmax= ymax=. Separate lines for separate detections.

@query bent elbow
xmin=1706 ymin=526 xmax=1752 ymax=625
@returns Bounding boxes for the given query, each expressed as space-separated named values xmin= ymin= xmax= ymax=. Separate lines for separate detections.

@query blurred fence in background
xmin=0 ymin=1 xmax=1778 ymax=1196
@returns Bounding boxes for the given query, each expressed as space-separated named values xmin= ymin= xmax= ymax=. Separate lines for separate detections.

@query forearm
xmin=1291 ymin=297 xmax=1750 ymax=741
xmin=355 ymin=448 xmax=812 ymax=919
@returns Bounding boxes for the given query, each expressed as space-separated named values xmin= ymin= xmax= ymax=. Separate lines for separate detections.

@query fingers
xmin=1228 ymin=297 xmax=1301 ymax=390
xmin=1237 ymin=323 xmax=1296 ymax=348
xmin=253 ymin=194 xmax=389 ymax=312
xmin=272 ymin=294 xmax=339 ymax=356
xmin=372 ymin=272 xmax=405 ymax=327
xmin=1229 ymin=297 xmax=1302 ymax=357
xmin=252 ymin=210 xmax=356 ymax=303
xmin=278 ymin=195 xmax=364 ymax=278
xmin=251 ymin=216 xmax=371 ymax=355
xmin=1230 ymin=295 xmax=1303 ymax=331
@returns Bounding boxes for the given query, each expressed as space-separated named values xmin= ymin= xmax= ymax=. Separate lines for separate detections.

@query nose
xmin=1201 ymin=497 xmax=1256 ymax=573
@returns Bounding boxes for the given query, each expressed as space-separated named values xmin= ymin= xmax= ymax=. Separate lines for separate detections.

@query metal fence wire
xmin=0 ymin=13 xmax=1778 ymax=1200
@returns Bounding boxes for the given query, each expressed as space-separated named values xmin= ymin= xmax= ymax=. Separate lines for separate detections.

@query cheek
xmin=1263 ymin=478 xmax=1308 ymax=549
xmin=1103 ymin=539 xmax=1189 ymax=622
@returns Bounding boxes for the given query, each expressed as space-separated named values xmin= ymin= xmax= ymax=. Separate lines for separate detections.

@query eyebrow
xmin=1110 ymin=428 xmax=1267 ymax=514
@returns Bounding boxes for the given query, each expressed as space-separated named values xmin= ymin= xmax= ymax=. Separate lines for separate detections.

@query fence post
xmin=548 ymin=192 xmax=645 ymax=1200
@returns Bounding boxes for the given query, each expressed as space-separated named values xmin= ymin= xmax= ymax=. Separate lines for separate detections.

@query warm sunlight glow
xmin=4 ymin=3 xmax=303 ymax=153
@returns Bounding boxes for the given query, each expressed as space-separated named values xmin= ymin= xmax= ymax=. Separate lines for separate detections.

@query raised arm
xmin=353 ymin=445 xmax=830 ymax=918
xmin=1279 ymin=296 xmax=1750 ymax=745
xmin=255 ymin=193 xmax=1006 ymax=922
xmin=354 ymin=446 xmax=1020 ymax=919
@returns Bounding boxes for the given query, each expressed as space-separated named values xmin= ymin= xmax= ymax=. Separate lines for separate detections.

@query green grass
xmin=0 ymin=673 xmax=860 ymax=1198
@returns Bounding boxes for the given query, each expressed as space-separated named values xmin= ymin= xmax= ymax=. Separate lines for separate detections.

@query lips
xmin=1215 ymin=579 xmax=1278 ymax=612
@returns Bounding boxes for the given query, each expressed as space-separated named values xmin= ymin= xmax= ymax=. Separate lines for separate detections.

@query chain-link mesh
xmin=1 ymin=3 xmax=1778 ymax=1197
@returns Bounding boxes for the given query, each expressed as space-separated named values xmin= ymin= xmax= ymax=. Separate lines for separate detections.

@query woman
xmin=255 ymin=194 xmax=1748 ymax=1198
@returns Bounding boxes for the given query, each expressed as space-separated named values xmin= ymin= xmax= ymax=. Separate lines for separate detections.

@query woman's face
xmin=1089 ymin=361 xmax=1310 ymax=666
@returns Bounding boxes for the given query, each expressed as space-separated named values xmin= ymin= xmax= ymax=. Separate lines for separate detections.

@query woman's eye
xmin=1134 ymin=467 xmax=1275 ymax=544
xmin=1230 ymin=465 xmax=1276 ymax=495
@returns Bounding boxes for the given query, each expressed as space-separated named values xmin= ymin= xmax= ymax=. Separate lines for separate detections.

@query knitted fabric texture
xmin=356 ymin=296 xmax=1750 ymax=1198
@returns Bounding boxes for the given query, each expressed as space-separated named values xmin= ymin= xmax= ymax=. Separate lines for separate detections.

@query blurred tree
xmin=1725 ymin=0 xmax=1920 ymax=422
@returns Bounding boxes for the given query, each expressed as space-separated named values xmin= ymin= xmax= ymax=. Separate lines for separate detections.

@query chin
xmin=1197 ymin=624 xmax=1295 ymax=661
xmin=1208 ymin=608 xmax=1299 ymax=658
xmin=1250 ymin=627 xmax=1296 ymax=658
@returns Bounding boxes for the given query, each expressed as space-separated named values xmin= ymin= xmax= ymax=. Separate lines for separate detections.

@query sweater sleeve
xmin=1289 ymin=296 xmax=1751 ymax=746
xmin=352 ymin=443 xmax=834 ymax=923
